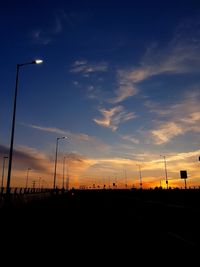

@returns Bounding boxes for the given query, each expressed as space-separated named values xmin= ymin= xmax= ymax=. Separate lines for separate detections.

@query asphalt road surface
xmin=0 ymin=189 xmax=199 ymax=261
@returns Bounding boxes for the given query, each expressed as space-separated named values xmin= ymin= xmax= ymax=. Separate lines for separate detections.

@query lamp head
xmin=34 ymin=59 xmax=43 ymax=64
xmin=57 ymin=136 xmax=68 ymax=141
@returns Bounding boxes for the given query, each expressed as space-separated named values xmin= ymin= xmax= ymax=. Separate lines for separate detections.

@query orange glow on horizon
xmin=2 ymin=145 xmax=199 ymax=189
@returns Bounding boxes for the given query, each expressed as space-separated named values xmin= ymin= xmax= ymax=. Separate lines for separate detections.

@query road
xmin=0 ymin=189 xmax=199 ymax=260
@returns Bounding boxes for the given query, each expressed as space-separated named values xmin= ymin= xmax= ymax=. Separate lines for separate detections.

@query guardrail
xmin=0 ymin=187 xmax=69 ymax=207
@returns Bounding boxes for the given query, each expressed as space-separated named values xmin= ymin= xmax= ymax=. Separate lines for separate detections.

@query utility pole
xmin=1 ymin=156 xmax=8 ymax=188
xmin=136 ymin=164 xmax=142 ymax=189
xmin=160 ymin=155 xmax=168 ymax=189
xmin=38 ymin=177 xmax=41 ymax=189
xmin=124 ymin=169 xmax=128 ymax=189
xmin=65 ymin=164 xmax=69 ymax=190
xmin=25 ymin=168 xmax=31 ymax=188
xmin=32 ymin=180 xmax=36 ymax=189
xmin=62 ymin=156 xmax=66 ymax=189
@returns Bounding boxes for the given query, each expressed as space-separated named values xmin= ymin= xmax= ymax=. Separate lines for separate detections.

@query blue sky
xmin=1 ymin=0 xmax=200 ymax=188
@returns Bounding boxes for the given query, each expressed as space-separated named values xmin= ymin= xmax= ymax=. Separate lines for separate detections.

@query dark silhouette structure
xmin=53 ymin=136 xmax=67 ymax=190
xmin=1 ymin=156 xmax=8 ymax=188
xmin=6 ymin=60 xmax=43 ymax=196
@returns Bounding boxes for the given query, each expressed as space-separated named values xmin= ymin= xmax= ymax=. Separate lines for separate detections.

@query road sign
xmin=180 ymin=170 xmax=187 ymax=179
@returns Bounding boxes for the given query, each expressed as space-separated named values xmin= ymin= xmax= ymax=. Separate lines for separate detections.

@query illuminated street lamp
xmin=160 ymin=155 xmax=168 ymax=189
xmin=6 ymin=59 xmax=43 ymax=196
xmin=53 ymin=137 xmax=67 ymax=189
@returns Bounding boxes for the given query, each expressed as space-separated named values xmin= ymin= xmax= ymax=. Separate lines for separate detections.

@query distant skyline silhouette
xmin=0 ymin=0 xmax=200 ymax=189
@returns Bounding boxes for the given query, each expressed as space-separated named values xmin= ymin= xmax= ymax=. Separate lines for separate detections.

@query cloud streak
xmin=1 ymin=143 xmax=200 ymax=188
xmin=120 ymin=135 xmax=139 ymax=144
xmin=31 ymin=11 xmax=67 ymax=45
xmin=0 ymin=144 xmax=49 ymax=173
xmin=24 ymin=124 xmax=94 ymax=142
xmin=110 ymin=21 xmax=200 ymax=104
xmin=148 ymin=91 xmax=200 ymax=144
xmin=109 ymin=72 xmax=138 ymax=103
xmin=93 ymin=106 xmax=136 ymax=131
xmin=152 ymin=122 xmax=183 ymax=145
xmin=71 ymin=60 xmax=108 ymax=74
xmin=22 ymin=123 xmax=110 ymax=153
xmin=77 ymin=148 xmax=200 ymax=188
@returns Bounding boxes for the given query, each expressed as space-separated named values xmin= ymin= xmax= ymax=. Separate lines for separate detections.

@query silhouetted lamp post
xmin=1 ymin=156 xmax=8 ymax=188
xmin=160 ymin=155 xmax=168 ymax=189
xmin=25 ymin=168 xmax=32 ymax=188
xmin=136 ymin=164 xmax=142 ymax=189
xmin=53 ymin=137 xmax=67 ymax=189
xmin=6 ymin=59 xmax=43 ymax=196
xmin=38 ymin=177 xmax=41 ymax=189
xmin=63 ymin=156 xmax=66 ymax=189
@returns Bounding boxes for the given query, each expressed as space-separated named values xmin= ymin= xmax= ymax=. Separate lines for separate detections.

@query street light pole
xmin=6 ymin=59 xmax=43 ymax=196
xmin=25 ymin=168 xmax=31 ymax=188
xmin=136 ymin=164 xmax=142 ymax=189
xmin=124 ymin=169 xmax=127 ymax=189
xmin=66 ymin=163 xmax=69 ymax=190
xmin=38 ymin=177 xmax=41 ymax=189
xmin=53 ymin=136 xmax=67 ymax=190
xmin=1 ymin=156 xmax=8 ymax=188
xmin=62 ymin=156 xmax=66 ymax=189
xmin=160 ymin=155 xmax=168 ymax=189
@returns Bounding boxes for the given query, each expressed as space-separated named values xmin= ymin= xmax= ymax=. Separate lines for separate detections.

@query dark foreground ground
xmin=0 ymin=189 xmax=200 ymax=261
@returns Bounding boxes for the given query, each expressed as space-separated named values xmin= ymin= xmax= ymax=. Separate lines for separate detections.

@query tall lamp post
xmin=25 ymin=168 xmax=31 ymax=188
xmin=160 ymin=155 xmax=168 ymax=189
xmin=53 ymin=137 xmax=67 ymax=190
xmin=136 ymin=164 xmax=142 ymax=189
xmin=1 ymin=156 xmax=8 ymax=188
xmin=66 ymin=162 xmax=69 ymax=190
xmin=63 ymin=156 xmax=66 ymax=189
xmin=38 ymin=177 xmax=41 ymax=189
xmin=6 ymin=59 xmax=43 ymax=196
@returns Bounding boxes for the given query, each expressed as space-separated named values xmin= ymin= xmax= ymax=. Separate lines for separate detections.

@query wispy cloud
xmin=74 ymin=148 xmax=200 ymax=188
xmin=0 ymin=144 xmax=49 ymax=172
xmin=73 ymin=81 xmax=80 ymax=86
xmin=32 ymin=30 xmax=51 ymax=45
xmin=70 ymin=60 xmax=108 ymax=74
xmin=148 ymin=91 xmax=200 ymax=144
xmin=109 ymin=72 xmax=138 ymax=103
xmin=31 ymin=11 xmax=66 ymax=45
xmin=24 ymin=124 xmax=91 ymax=141
xmin=1 ymin=143 xmax=200 ymax=188
xmin=93 ymin=106 xmax=136 ymax=131
xmin=22 ymin=123 xmax=110 ymax=153
xmin=160 ymin=149 xmax=200 ymax=163
xmin=86 ymin=85 xmax=107 ymax=101
xmin=87 ymin=85 xmax=98 ymax=99
xmin=110 ymin=21 xmax=200 ymax=103
xmin=120 ymin=135 xmax=139 ymax=144
xmin=152 ymin=122 xmax=183 ymax=145
xmin=28 ymin=124 xmax=65 ymax=135
xmin=127 ymin=27 xmax=200 ymax=81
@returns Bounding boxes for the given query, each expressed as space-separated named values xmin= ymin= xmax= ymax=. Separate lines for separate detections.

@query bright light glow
xmin=35 ymin=59 xmax=43 ymax=64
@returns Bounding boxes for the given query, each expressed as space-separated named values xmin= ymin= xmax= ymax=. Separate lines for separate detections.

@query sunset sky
xmin=0 ymin=0 xmax=200 ymax=189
